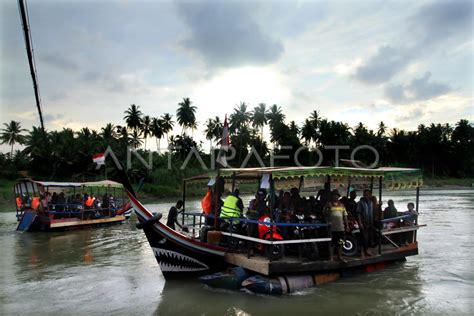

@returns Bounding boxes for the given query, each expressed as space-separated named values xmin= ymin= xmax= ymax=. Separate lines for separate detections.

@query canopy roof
xmin=17 ymin=179 xmax=124 ymax=188
xmin=185 ymin=166 xmax=423 ymax=189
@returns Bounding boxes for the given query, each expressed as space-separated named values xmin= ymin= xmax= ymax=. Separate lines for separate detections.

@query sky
xmin=0 ymin=0 xmax=473 ymax=152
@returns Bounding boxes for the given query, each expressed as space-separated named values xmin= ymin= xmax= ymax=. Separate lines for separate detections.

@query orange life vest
xmin=31 ymin=197 xmax=40 ymax=210
xmin=16 ymin=197 xmax=22 ymax=209
xmin=201 ymin=191 xmax=212 ymax=215
xmin=85 ymin=197 xmax=95 ymax=207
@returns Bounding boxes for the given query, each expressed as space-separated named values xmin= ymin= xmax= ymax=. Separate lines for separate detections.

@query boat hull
xmin=128 ymin=192 xmax=228 ymax=278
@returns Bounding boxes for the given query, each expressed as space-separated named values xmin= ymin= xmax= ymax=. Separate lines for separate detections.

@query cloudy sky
xmin=0 ymin=0 xmax=472 ymax=151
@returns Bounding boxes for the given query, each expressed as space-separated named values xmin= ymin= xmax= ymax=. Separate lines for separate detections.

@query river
xmin=1 ymin=189 xmax=473 ymax=315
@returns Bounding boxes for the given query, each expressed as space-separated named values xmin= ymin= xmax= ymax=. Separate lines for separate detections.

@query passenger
xmin=246 ymin=189 xmax=267 ymax=256
xmin=289 ymin=187 xmax=301 ymax=213
xmin=31 ymin=196 xmax=41 ymax=210
xmin=40 ymin=194 xmax=48 ymax=210
xmin=383 ymin=200 xmax=398 ymax=220
xmin=51 ymin=192 xmax=58 ymax=205
xmin=233 ymin=189 xmax=244 ymax=213
xmin=401 ymin=202 xmax=418 ymax=245
xmin=102 ymin=194 xmax=110 ymax=209
xmin=316 ymin=182 xmax=331 ymax=207
xmin=356 ymin=189 xmax=374 ymax=257
xmin=15 ymin=194 xmax=23 ymax=210
xmin=220 ymin=190 xmax=243 ymax=226
xmin=341 ymin=190 xmax=358 ymax=217
xmin=85 ymin=193 xmax=95 ymax=209
xmin=56 ymin=192 xmax=66 ymax=212
xmin=324 ymin=189 xmax=348 ymax=263
xmin=403 ymin=202 xmax=418 ymax=226
xmin=166 ymin=200 xmax=184 ymax=230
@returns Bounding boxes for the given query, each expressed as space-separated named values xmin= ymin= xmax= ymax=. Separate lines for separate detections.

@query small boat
xmin=14 ymin=179 xmax=132 ymax=232
xmin=127 ymin=166 xmax=425 ymax=293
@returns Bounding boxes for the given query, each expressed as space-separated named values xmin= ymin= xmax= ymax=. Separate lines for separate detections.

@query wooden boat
xmin=128 ymin=166 xmax=425 ymax=290
xmin=15 ymin=179 xmax=132 ymax=231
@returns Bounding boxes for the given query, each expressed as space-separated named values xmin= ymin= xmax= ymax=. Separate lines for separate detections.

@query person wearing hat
xmin=324 ymin=189 xmax=349 ymax=263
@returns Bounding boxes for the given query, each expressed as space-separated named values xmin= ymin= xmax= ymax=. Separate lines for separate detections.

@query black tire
xmin=265 ymin=244 xmax=283 ymax=260
xmin=342 ymin=234 xmax=359 ymax=257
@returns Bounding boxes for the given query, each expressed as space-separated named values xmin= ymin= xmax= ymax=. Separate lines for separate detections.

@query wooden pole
xmin=182 ymin=180 xmax=186 ymax=227
xmin=378 ymin=176 xmax=382 ymax=255
xmin=346 ymin=177 xmax=351 ymax=197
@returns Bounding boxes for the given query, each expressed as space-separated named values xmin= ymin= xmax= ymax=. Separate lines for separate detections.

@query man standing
xmin=166 ymin=200 xmax=184 ymax=230
xmin=341 ymin=190 xmax=358 ymax=217
xmin=324 ymin=189 xmax=349 ymax=263
xmin=356 ymin=189 xmax=374 ymax=257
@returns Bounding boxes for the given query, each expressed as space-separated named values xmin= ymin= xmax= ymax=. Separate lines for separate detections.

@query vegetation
xmin=1 ymin=99 xmax=473 ymax=202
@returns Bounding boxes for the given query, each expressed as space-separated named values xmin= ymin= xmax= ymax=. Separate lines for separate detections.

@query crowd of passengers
xmin=16 ymin=192 xmax=119 ymax=216
xmin=166 ymin=182 xmax=419 ymax=261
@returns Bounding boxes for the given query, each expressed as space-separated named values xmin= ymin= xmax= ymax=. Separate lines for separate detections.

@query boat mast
xmin=18 ymin=0 xmax=45 ymax=132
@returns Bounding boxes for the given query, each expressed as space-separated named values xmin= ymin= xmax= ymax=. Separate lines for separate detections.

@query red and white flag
xmin=216 ymin=115 xmax=230 ymax=167
xmin=92 ymin=153 xmax=105 ymax=165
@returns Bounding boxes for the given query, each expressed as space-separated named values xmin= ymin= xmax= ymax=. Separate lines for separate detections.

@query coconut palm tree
xmin=116 ymin=125 xmax=131 ymax=146
xmin=251 ymin=103 xmax=268 ymax=139
xmin=267 ymin=104 xmax=285 ymax=147
xmin=161 ymin=113 xmax=174 ymax=145
xmin=123 ymin=104 xmax=143 ymax=132
xmin=130 ymin=129 xmax=143 ymax=149
xmin=141 ymin=115 xmax=152 ymax=150
xmin=176 ymin=98 xmax=197 ymax=135
xmin=229 ymin=102 xmax=251 ymax=133
xmin=0 ymin=121 xmax=27 ymax=157
xmin=151 ymin=117 xmax=164 ymax=153
xmin=101 ymin=123 xmax=117 ymax=145
xmin=301 ymin=119 xmax=314 ymax=146
xmin=377 ymin=121 xmax=387 ymax=137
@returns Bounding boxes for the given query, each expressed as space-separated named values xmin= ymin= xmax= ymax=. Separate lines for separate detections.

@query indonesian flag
xmin=92 ymin=153 xmax=105 ymax=165
xmin=216 ymin=115 xmax=230 ymax=167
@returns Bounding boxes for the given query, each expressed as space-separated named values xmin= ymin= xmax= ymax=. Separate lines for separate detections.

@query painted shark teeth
xmin=152 ymin=248 xmax=209 ymax=272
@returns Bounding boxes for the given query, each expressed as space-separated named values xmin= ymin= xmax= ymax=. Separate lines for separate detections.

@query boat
xmin=127 ymin=166 xmax=425 ymax=293
xmin=15 ymin=179 xmax=132 ymax=232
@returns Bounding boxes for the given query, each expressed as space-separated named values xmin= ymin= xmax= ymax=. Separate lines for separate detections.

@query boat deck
xmin=224 ymin=243 xmax=418 ymax=275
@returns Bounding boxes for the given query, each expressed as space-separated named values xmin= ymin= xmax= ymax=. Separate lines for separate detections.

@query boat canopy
xmin=16 ymin=179 xmax=124 ymax=188
xmin=185 ymin=166 xmax=422 ymax=190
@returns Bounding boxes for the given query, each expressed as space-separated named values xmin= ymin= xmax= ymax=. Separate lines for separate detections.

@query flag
xmin=92 ymin=153 xmax=105 ymax=165
xmin=216 ymin=115 xmax=230 ymax=167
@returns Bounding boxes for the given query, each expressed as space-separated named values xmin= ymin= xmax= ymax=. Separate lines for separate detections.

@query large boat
xmin=15 ymin=179 xmax=132 ymax=232
xmin=128 ymin=166 xmax=425 ymax=294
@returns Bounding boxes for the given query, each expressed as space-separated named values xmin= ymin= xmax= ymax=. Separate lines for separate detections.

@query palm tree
xmin=267 ymin=104 xmax=285 ymax=148
xmin=0 ymin=121 xmax=27 ymax=157
xmin=204 ymin=118 xmax=216 ymax=152
xmin=229 ymin=102 xmax=251 ymax=133
xmin=161 ymin=113 xmax=174 ymax=145
xmin=252 ymin=103 xmax=268 ymax=139
xmin=141 ymin=115 xmax=152 ymax=150
xmin=151 ymin=117 xmax=164 ymax=153
xmin=123 ymin=104 xmax=143 ymax=132
xmin=116 ymin=125 xmax=131 ymax=146
xmin=176 ymin=98 xmax=197 ymax=135
xmin=301 ymin=119 xmax=314 ymax=146
xmin=130 ymin=129 xmax=143 ymax=149
xmin=377 ymin=121 xmax=387 ymax=137
xmin=101 ymin=123 xmax=117 ymax=145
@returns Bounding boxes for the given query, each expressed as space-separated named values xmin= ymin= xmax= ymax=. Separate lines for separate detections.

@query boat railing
xmin=179 ymin=211 xmax=425 ymax=261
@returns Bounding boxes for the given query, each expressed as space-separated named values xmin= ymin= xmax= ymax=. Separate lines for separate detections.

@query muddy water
xmin=1 ymin=189 xmax=473 ymax=315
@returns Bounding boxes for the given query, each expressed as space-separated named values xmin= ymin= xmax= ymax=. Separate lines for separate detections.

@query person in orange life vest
xmin=15 ymin=194 xmax=23 ymax=210
xmin=85 ymin=193 xmax=95 ymax=209
xmin=31 ymin=196 xmax=41 ymax=210
xmin=324 ymin=189 xmax=349 ymax=263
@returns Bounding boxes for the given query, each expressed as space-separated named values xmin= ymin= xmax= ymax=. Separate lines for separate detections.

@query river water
xmin=1 ymin=189 xmax=473 ymax=315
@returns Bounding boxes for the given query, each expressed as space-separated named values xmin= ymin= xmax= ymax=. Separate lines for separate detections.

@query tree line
xmin=1 ymin=98 xmax=473 ymax=182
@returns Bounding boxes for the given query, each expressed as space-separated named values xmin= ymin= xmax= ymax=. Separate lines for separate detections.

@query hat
xmin=331 ymin=189 xmax=341 ymax=197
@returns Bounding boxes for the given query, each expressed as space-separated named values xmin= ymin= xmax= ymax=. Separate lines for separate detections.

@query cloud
xmin=384 ymin=72 xmax=452 ymax=104
xmin=407 ymin=0 xmax=473 ymax=46
xmin=353 ymin=1 xmax=473 ymax=85
xmin=176 ymin=1 xmax=284 ymax=68
xmin=395 ymin=108 xmax=425 ymax=124
xmin=38 ymin=53 xmax=78 ymax=71
xmin=353 ymin=45 xmax=413 ymax=85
